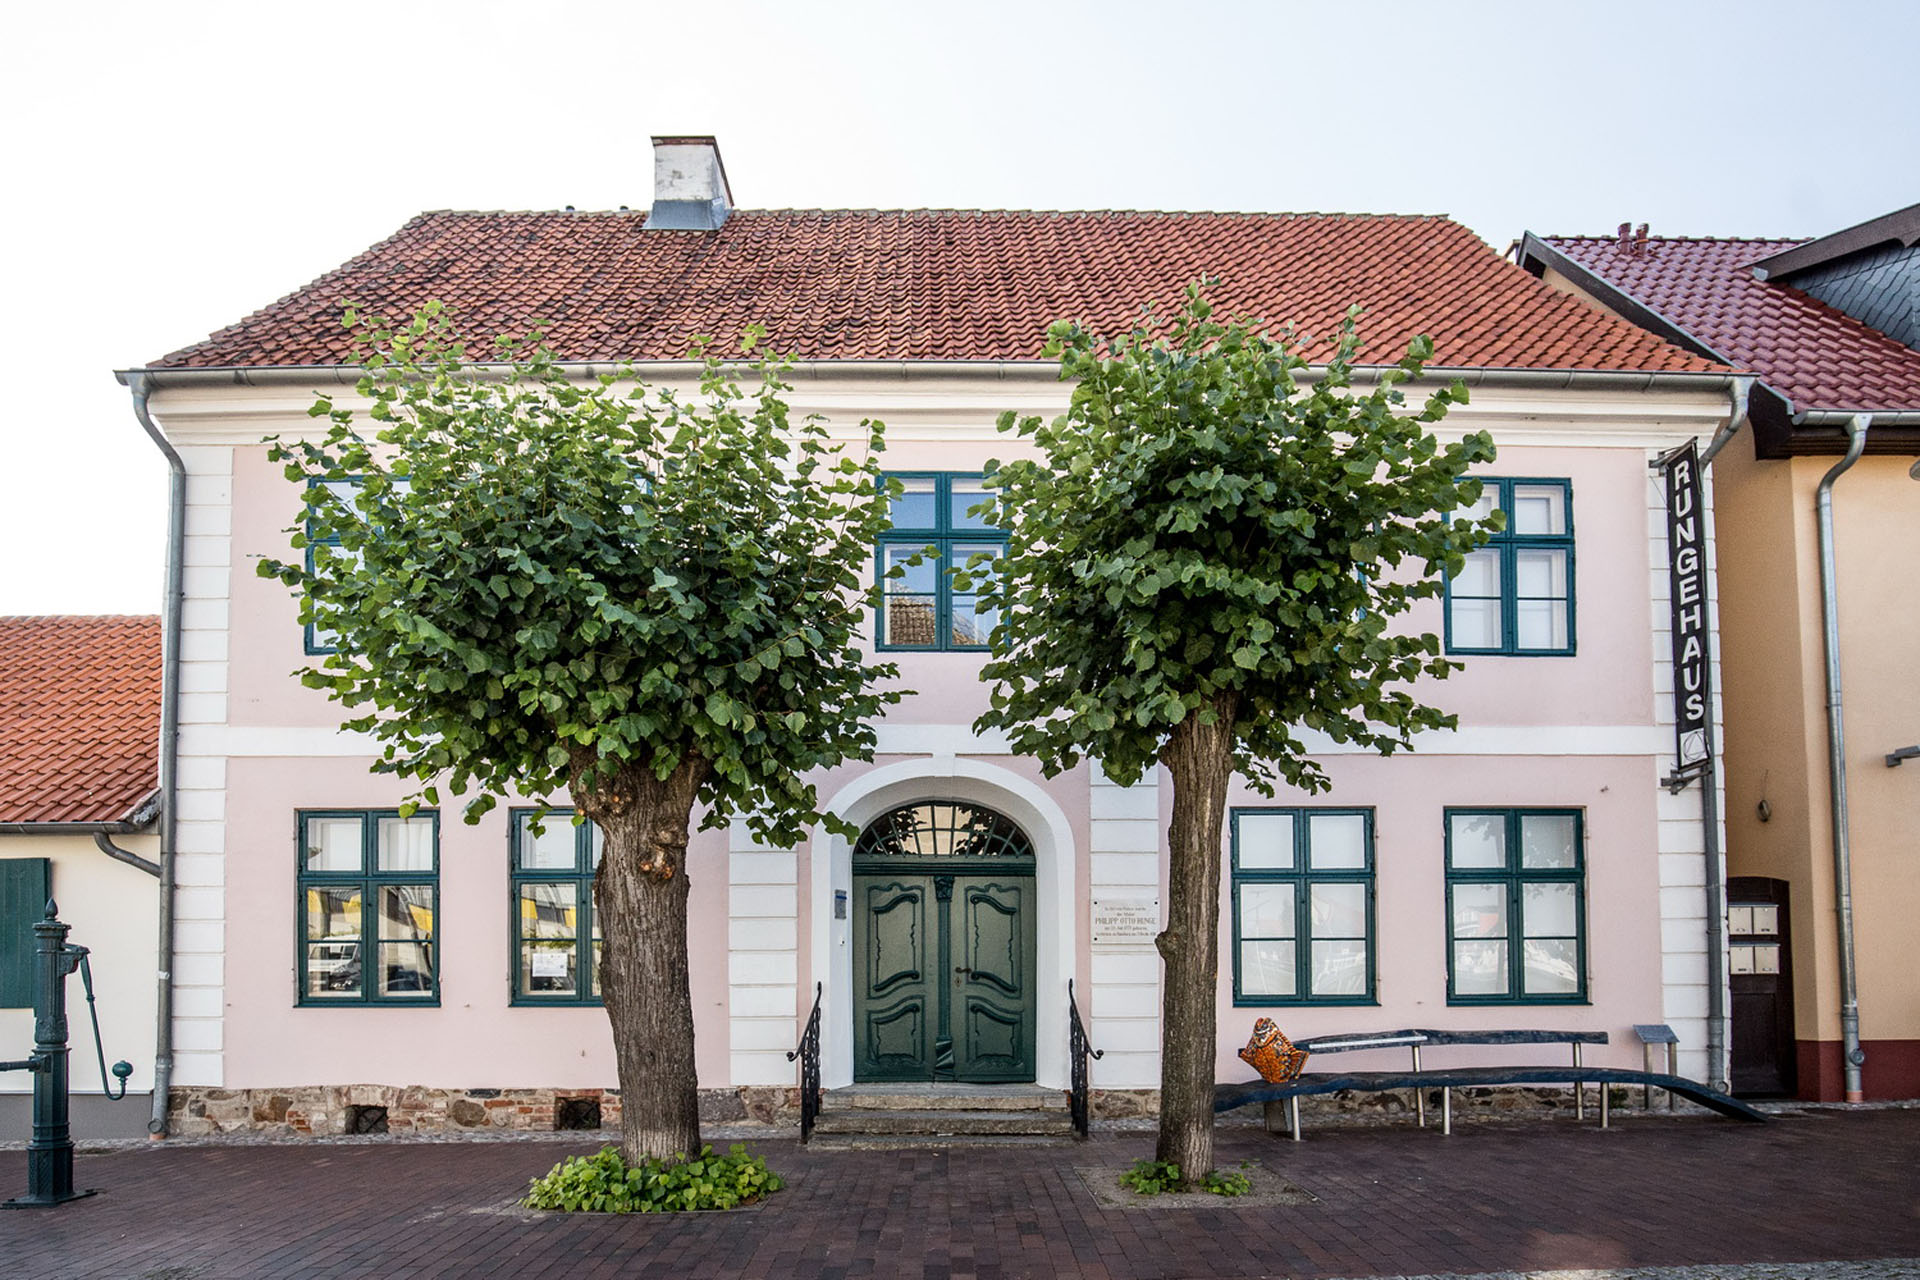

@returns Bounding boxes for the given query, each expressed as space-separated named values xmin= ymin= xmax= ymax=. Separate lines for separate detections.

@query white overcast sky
xmin=5 ymin=0 xmax=1916 ymax=615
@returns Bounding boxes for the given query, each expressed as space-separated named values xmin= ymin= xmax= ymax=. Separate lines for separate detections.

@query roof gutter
xmin=118 ymin=361 xmax=1739 ymax=394
xmin=122 ymin=371 xmax=185 ymax=1137
xmin=1816 ymin=413 xmax=1871 ymax=1102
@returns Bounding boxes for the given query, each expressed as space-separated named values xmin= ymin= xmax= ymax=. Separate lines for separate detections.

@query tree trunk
xmin=572 ymin=749 xmax=711 ymax=1165
xmin=1154 ymin=695 xmax=1238 ymax=1184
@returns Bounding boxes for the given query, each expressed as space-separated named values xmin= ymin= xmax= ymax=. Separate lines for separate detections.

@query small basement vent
xmin=344 ymin=1105 xmax=389 ymax=1134
xmin=556 ymin=1097 xmax=602 ymax=1131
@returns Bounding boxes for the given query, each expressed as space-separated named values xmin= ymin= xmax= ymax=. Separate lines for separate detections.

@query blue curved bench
xmin=1217 ymin=1028 xmax=1766 ymax=1138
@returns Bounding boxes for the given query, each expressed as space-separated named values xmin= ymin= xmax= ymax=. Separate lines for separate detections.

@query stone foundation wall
xmin=166 ymin=1085 xmax=804 ymax=1137
xmin=1096 ymin=1084 xmax=1647 ymax=1125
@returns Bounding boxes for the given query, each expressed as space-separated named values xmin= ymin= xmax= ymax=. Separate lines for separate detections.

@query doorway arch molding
xmin=810 ymin=758 xmax=1077 ymax=1089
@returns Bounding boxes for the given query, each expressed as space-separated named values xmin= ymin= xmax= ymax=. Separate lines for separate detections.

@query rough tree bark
xmin=1153 ymin=694 xmax=1239 ymax=1184
xmin=573 ymin=749 xmax=712 ymax=1165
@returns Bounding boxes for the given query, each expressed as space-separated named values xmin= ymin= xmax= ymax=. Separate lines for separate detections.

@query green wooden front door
xmin=851 ymin=801 xmax=1039 ymax=1083
xmin=853 ymin=872 xmax=1036 ymax=1082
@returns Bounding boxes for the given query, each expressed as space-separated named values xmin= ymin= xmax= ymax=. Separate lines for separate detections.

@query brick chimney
xmin=648 ymin=136 xmax=733 ymax=231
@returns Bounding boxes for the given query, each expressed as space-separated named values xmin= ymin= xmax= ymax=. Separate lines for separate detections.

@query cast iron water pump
xmin=0 ymin=900 xmax=133 ymax=1207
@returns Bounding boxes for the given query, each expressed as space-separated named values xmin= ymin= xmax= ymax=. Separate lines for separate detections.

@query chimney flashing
xmin=649 ymin=136 xmax=733 ymax=231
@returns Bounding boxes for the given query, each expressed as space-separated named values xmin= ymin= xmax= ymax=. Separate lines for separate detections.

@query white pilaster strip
xmin=171 ymin=445 xmax=233 ymax=1087
xmin=727 ymin=819 xmax=800 ymax=1085
xmin=1088 ymin=764 xmax=1163 ymax=1089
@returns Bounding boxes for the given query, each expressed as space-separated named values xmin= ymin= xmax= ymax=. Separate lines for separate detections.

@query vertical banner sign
xmin=1664 ymin=441 xmax=1712 ymax=769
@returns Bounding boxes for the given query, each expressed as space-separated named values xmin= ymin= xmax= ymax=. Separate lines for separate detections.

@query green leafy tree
xmin=261 ymin=304 xmax=902 ymax=1163
xmin=972 ymin=286 xmax=1498 ymax=1182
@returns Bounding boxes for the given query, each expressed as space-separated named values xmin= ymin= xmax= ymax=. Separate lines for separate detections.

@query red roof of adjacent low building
xmin=0 ymin=617 xmax=161 ymax=826
xmin=1542 ymin=234 xmax=1920 ymax=412
xmin=153 ymin=209 xmax=1719 ymax=375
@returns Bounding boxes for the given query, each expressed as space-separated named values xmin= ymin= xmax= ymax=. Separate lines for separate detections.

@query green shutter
xmin=0 ymin=859 xmax=52 ymax=1008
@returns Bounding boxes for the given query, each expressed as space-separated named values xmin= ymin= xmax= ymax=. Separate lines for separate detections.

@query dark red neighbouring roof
xmin=153 ymin=209 xmax=1718 ymax=375
xmin=0 ymin=617 xmax=160 ymax=826
xmin=1543 ymin=234 xmax=1920 ymax=412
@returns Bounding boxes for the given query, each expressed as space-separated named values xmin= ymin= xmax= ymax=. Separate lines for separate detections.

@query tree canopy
xmin=973 ymin=285 xmax=1500 ymax=792
xmin=260 ymin=303 xmax=901 ymax=846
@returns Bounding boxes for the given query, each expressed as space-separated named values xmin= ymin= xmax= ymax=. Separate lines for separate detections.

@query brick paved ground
xmin=0 ymin=1109 xmax=1914 ymax=1279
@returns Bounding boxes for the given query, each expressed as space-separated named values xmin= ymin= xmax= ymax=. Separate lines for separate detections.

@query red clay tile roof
xmin=1543 ymin=235 xmax=1920 ymax=412
xmin=153 ymin=210 xmax=1718 ymax=375
xmin=0 ymin=617 xmax=161 ymax=826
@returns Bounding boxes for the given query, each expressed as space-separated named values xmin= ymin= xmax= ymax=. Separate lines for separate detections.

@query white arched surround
xmin=810 ymin=758 xmax=1078 ymax=1090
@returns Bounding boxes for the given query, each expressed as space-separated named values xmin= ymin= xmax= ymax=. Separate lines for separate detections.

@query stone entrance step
xmin=814 ymin=1084 xmax=1075 ymax=1146
xmin=825 ymin=1083 xmax=1068 ymax=1113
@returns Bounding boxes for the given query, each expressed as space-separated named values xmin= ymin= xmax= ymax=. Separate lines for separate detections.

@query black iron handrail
xmin=1068 ymin=978 xmax=1103 ymax=1138
xmin=786 ymin=981 xmax=823 ymax=1143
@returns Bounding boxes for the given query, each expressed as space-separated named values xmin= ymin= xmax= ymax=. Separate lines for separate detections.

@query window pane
xmin=949 ymin=595 xmax=995 ymax=647
xmin=884 ymin=545 xmax=938 ymax=593
xmin=520 ymin=818 xmax=576 ymax=870
xmin=377 ymin=818 xmax=435 ymax=871
xmin=1522 ymin=882 xmax=1579 ymax=937
xmin=589 ymin=824 xmax=604 ymax=870
xmin=1522 ymin=938 xmax=1579 ymax=995
xmin=1458 ymin=487 xmax=1496 ymax=524
xmin=1453 ymin=549 xmax=1502 ymax=596
xmin=1510 ymin=485 xmax=1567 ymax=536
xmin=1310 ymin=939 xmax=1368 ymax=996
xmin=1240 ymin=940 xmax=1297 ymax=997
xmin=590 ymin=939 xmax=604 ymax=998
xmin=1307 ymin=813 xmax=1367 ymax=869
xmin=1514 ymin=599 xmax=1569 ymax=650
xmin=1453 ymin=939 xmax=1509 ymax=995
xmin=1236 ymin=813 xmax=1295 ymax=869
xmin=306 ymin=942 xmax=361 ymax=998
xmin=883 ymin=595 xmax=937 ymax=646
xmin=1520 ymin=814 xmax=1578 ymax=869
xmin=305 ymin=817 xmax=363 ymax=872
xmin=1239 ymin=883 xmax=1295 ymax=939
xmin=315 ymin=479 xmax=362 ymax=520
xmin=306 ymin=887 xmax=361 ymax=940
xmin=1449 ymin=814 xmax=1506 ymax=869
xmin=1449 ymin=596 xmax=1502 ymax=649
xmin=1514 ymin=548 xmax=1568 ymax=597
xmin=519 ymin=883 xmax=578 ymax=940
xmin=888 ymin=478 xmax=937 ymax=529
xmin=523 ymin=940 xmax=577 ymax=996
xmin=1310 ymin=883 xmax=1367 ymax=939
xmin=1452 ymin=883 xmax=1507 ymax=938
xmin=379 ymin=885 xmax=434 ymax=941
xmin=949 ymin=479 xmax=992 ymax=529
xmin=378 ymin=942 xmax=434 ymax=996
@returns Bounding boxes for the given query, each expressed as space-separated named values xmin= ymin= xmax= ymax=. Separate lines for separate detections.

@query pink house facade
xmin=122 ymin=140 xmax=1746 ymax=1134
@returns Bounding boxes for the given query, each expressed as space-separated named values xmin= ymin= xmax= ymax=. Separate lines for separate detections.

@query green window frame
xmin=875 ymin=472 xmax=1005 ymax=651
xmin=0 ymin=859 xmax=52 ymax=1008
xmin=1445 ymin=808 xmax=1587 ymax=1004
xmin=302 ymin=477 xmax=360 ymax=655
xmin=1230 ymin=808 xmax=1376 ymax=1006
xmin=509 ymin=809 xmax=603 ymax=1005
xmin=296 ymin=810 xmax=439 ymax=1005
xmin=1445 ymin=477 xmax=1576 ymax=656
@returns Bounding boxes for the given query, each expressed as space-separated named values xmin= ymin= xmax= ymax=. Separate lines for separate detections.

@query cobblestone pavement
xmin=0 ymin=1108 xmax=1913 ymax=1279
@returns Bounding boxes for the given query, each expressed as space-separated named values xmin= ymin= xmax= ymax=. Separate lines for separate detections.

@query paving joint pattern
xmin=0 ymin=1109 xmax=1914 ymax=1278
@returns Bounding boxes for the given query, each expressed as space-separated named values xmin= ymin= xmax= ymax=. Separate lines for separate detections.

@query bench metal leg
xmin=1289 ymin=1095 xmax=1301 ymax=1142
xmin=1442 ymin=1086 xmax=1452 ymax=1136
xmin=1667 ymin=1044 xmax=1678 ymax=1112
xmin=1573 ymin=1044 xmax=1584 ymax=1121
xmin=1600 ymin=1083 xmax=1610 ymax=1129
xmin=1412 ymin=1045 xmax=1425 ymax=1128
xmin=1643 ymin=1044 xmax=1655 ymax=1111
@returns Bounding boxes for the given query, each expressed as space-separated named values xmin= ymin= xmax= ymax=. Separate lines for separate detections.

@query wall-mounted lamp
xmin=1888 ymin=745 xmax=1920 ymax=768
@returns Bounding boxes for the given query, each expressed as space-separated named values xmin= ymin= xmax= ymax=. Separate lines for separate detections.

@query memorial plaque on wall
xmin=1663 ymin=440 xmax=1712 ymax=769
xmin=1091 ymin=898 xmax=1160 ymax=946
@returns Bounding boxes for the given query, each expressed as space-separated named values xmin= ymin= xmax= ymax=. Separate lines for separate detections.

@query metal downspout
xmin=1692 ymin=376 xmax=1752 ymax=1092
xmin=1817 ymin=413 xmax=1871 ymax=1101
xmin=125 ymin=372 xmax=185 ymax=1136
xmin=92 ymin=832 xmax=163 ymax=879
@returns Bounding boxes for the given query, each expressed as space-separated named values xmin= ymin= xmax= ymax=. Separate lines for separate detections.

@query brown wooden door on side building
xmin=1728 ymin=876 xmax=1796 ymax=1097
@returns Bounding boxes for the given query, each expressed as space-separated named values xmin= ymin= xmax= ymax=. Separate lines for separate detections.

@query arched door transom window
xmin=852 ymin=801 xmax=1034 ymax=866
